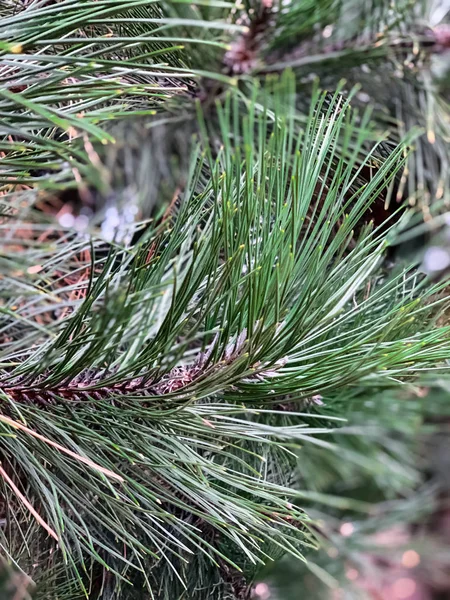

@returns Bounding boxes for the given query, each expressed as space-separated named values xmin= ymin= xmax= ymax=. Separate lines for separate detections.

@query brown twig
xmin=0 ymin=414 xmax=124 ymax=482
xmin=0 ymin=462 xmax=59 ymax=542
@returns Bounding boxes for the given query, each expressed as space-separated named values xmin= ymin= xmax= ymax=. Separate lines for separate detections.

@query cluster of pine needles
xmin=0 ymin=1 xmax=450 ymax=599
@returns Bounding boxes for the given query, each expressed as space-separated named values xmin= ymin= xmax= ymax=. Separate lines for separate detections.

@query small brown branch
xmin=0 ymin=414 xmax=124 ymax=483
xmin=0 ymin=462 xmax=59 ymax=542
xmin=224 ymin=2 xmax=274 ymax=75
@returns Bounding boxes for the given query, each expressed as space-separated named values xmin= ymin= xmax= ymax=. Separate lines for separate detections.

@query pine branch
xmin=1 ymin=3 xmax=450 ymax=599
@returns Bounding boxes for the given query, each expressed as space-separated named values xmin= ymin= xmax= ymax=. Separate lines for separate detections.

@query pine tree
xmin=0 ymin=1 xmax=449 ymax=599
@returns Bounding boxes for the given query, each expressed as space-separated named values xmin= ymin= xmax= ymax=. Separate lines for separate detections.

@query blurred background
xmin=252 ymin=381 xmax=450 ymax=600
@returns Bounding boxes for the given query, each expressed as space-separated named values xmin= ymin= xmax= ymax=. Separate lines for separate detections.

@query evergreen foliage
xmin=0 ymin=1 xmax=449 ymax=598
